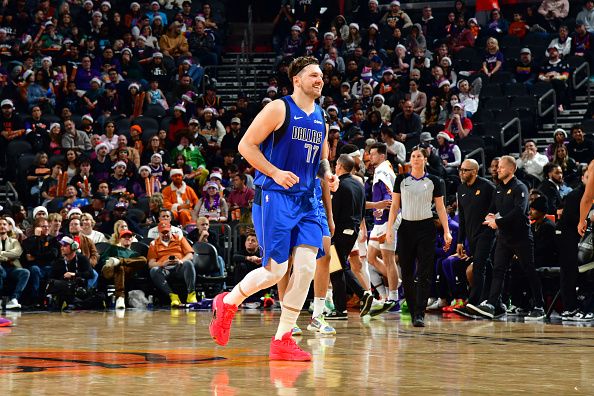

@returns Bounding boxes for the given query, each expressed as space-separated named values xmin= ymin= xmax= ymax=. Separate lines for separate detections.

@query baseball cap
xmin=520 ymin=48 xmax=531 ymax=55
xmin=231 ymin=117 xmax=241 ymax=124
xmin=59 ymin=236 xmax=76 ymax=246
xmin=419 ymin=132 xmax=433 ymax=142
xmin=119 ymin=229 xmax=134 ymax=238
xmin=158 ymin=221 xmax=171 ymax=232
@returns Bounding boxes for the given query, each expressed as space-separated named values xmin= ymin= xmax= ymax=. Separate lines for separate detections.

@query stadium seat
xmin=6 ymin=140 xmax=33 ymax=181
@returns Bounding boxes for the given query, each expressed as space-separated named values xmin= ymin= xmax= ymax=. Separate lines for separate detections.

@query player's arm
xmin=318 ymin=127 xmax=339 ymax=191
xmin=238 ymin=100 xmax=298 ymax=189
xmin=385 ymin=192 xmax=401 ymax=244
xmin=321 ymin=178 xmax=334 ymax=236
xmin=578 ymin=160 xmax=594 ymax=236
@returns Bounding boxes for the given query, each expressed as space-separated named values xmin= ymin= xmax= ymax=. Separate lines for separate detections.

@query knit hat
xmin=170 ymin=168 xmax=183 ymax=177
xmin=33 ymin=206 xmax=48 ymax=218
xmin=95 ymin=142 xmax=109 ymax=153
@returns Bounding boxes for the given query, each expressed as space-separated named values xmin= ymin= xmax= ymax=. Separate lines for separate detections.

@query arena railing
xmin=501 ymin=117 xmax=522 ymax=155
xmin=538 ymin=89 xmax=557 ymax=129
xmin=572 ymin=61 xmax=591 ymax=102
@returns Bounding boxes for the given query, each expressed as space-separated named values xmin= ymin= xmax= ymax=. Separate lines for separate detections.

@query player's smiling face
xmin=296 ymin=64 xmax=324 ymax=98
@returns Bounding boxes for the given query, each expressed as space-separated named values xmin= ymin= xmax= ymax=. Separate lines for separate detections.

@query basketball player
xmin=578 ymin=159 xmax=594 ymax=237
xmin=209 ymin=56 xmax=338 ymax=361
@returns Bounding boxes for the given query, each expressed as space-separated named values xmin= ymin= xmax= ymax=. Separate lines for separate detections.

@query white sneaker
xmin=115 ymin=297 xmax=126 ymax=310
xmin=6 ymin=298 xmax=21 ymax=309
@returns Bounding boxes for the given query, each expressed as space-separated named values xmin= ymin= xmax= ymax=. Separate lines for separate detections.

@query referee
xmin=468 ymin=156 xmax=545 ymax=321
xmin=452 ymin=159 xmax=496 ymax=318
xmin=386 ymin=147 xmax=452 ymax=327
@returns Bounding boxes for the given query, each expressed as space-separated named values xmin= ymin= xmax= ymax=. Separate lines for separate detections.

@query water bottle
xmin=147 ymin=295 xmax=154 ymax=310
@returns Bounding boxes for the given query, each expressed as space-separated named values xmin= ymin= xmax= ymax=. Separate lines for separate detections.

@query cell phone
xmin=169 ymin=255 xmax=176 ymax=261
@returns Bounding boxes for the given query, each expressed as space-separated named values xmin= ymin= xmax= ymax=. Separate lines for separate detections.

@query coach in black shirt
xmin=453 ymin=159 xmax=496 ymax=317
xmin=329 ymin=154 xmax=368 ymax=317
xmin=468 ymin=156 xmax=545 ymax=321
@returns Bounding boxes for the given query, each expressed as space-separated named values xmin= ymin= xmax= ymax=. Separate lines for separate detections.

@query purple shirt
xmin=372 ymin=181 xmax=391 ymax=225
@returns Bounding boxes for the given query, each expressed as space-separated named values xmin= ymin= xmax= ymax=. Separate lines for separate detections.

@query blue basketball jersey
xmin=314 ymin=178 xmax=323 ymax=204
xmin=254 ymin=96 xmax=326 ymax=195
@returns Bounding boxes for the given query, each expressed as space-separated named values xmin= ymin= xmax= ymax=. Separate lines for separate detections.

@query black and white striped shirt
xmin=394 ymin=173 xmax=444 ymax=221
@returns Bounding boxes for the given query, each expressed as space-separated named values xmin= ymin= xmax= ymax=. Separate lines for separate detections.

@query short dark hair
xmin=370 ymin=142 xmax=387 ymax=156
xmin=288 ymin=56 xmax=320 ymax=80
xmin=543 ymin=162 xmax=560 ymax=176
xmin=380 ymin=126 xmax=394 ymax=138
xmin=337 ymin=154 xmax=355 ymax=172
xmin=234 ymin=173 xmax=247 ymax=183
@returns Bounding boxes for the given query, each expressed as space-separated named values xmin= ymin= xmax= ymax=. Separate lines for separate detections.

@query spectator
xmin=482 ymin=37 xmax=504 ymax=80
xmin=546 ymin=128 xmax=567 ymax=160
xmin=420 ymin=95 xmax=447 ymax=129
xmin=444 ymin=103 xmax=472 ymax=139
xmin=578 ymin=0 xmax=594 ymax=34
xmin=160 ymin=21 xmax=190 ymax=59
xmin=21 ymin=216 xmax=60 ymax=305
xmin=61 ymin=120 xmax=92 ymax=152
xmin=449 ymin=18 xmax=476 ymax=53
xmin=100 ymin=228 xmax=148 ymax=310
xmin=0 ymin=99 xmax=25 ymax=167
xmin=407 ymin=79 xmax=427 ymax=114
xmin=508 ymin=12 xmax=529 ymax=39
xmin=571 ymin=21 xmax=594 ymax=67
xmin=344 ymin=23 xmax=362 ymax=55
xmin=517 ymin=139 xmax=550 ymax=182
xmin=227 ymin=173 xmax=255 ymax=211
xmin=436 ymin=131 xmax=462 ymax=174
xmin=221 ymin=118 xmax=243 ymax=154
xmin=537 ymin=163 xmax=564 ymax=215
xmin=147 ymin=221 xmax=197 ymax=307
xmin=547 ymin=25 xmax=572 ymax=58
xmin=199 ymin=107 xmax=226 ymax=146
xmin=457 ymin=79 xmax=480 ymax=116
xmin=486 ymin=9 xmax=509 ymax=38
xmin=80 ymin=213 xmax=108 ymax=244
xmin=232 ymin=231 xmax=262 ymax=291
xmin=380 ymin=1 xmax=413 ymax=31
xmin=538 ymin=0 xmax=570 ymax=33
xmin=163 ymin=168 xmax=199 ymax=226
xmin=567 ymin=125 xmax=594 ymax=164
xmin=513 ymin=48 xmax=538 ymax=87
xmin=391 ymin=100 xmax=422 ymax=142
xmin=0 ymin=217 xmax=28 ymax=310
xmin=380 ymin=127 xmax=406 ymax=165
xmin=48 ymin=236 xmax=93 ymax=310
xmin=195 ymin=181 xmax=228 ymax=222
xmin=147 ymin=208 xmax=184 ymax=240
xmin=528 ymin=196 xmax=557 ymax=266
xmin=40 ymin=162 xmax=63 ymax=205
xmin=552 ymin=145 xmax=578 ymax=186
xmin=67 ymin=217 xmax=99 ymax=286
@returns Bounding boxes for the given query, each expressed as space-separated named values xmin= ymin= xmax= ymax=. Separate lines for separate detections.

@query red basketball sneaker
xmin=269 ymin=332 xmax=312 ymax=361
xmin=209 ymin=292 xmax=238 ymax=346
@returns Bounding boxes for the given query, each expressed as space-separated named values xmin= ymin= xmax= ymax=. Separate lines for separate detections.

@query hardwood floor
xmin=1 ymin=310 xmax=593 ymax=395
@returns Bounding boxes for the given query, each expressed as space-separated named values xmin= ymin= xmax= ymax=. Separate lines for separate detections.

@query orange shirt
xmin=147 ymin=235 xmax=193 ymax=264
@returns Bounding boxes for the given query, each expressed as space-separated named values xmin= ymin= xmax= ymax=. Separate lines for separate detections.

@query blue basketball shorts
xmin=252 ymin=188 xmax=323 ymax=267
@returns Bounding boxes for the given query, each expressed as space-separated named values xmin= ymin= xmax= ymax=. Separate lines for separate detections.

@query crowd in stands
xmin=0 ymin=0 xmax=593 ymax=319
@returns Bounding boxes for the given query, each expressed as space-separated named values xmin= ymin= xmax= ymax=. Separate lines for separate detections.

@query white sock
xmin=312 ymin=297 xmax=325 ymax=318
xmin=388 ymin=290 xmax=398 ymax=302
xmin=325 ymin=288 xmax=333 ymax=301
xmin=275 ymin=307 xmax=300 ymax=339
xmin=223 ymin=261 xmax=288 ymax=306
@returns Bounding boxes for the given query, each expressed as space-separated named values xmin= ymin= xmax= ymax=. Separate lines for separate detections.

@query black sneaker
xmin=453 ymin=305 xmax=480 ymax=319
xmin=561 ymin=309 xmax=579 ymax=321
xmin=359 ymin=292 xmax=374 ymax=317
xmin=524 ymin=307 xmax=545 ymax=321
xmin=508 ymin=306 xmax=529 ymax=316
xmin=369 ymin=300 xmax=396 ymax=317
xmin=412 ymin=314 xmax=425 ymax=327
xmin=467 ymin=301 xmax=495 ymax=319
xmin=493 ymin=303 xmax=508 ymax=319
xmin=324 ymin=310 xmax=348 ymax=320
xmin=565 ymin=310 xmax=589 ymax=322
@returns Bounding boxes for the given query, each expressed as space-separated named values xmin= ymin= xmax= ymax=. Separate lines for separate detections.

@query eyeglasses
xmin=458 ymin=168 xmax=475 ymax=173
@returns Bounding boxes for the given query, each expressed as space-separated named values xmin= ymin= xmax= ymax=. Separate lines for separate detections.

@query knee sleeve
xmin=292 ymin=245 xmax=317 ymax=280
xmin=253 ymin=259 xmax=288 ymax=290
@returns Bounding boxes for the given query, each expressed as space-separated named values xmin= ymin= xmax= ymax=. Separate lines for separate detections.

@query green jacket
xmin=170 ymin=145 xmax=206 ymax=170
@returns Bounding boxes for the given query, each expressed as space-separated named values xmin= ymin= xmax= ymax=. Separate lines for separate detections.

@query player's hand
xmin=328 ymin=217 xmax=335 ymax=237
xmin=578 ymin=220 xmax=588 ymax=237
xmin=326 ymin=173 xmax=339 ymax=192
xmin=456 ymin=243 xmax=467 ymax=259
xmin=385 ymin=227 xmax=394 ymax=245
xmin=376 ymin=200 xmax=392 ymax=209
xmin=272 ymin=169 xmax=299 ymax=189
xmin=443 ymin=232 xmax=453 ymax=251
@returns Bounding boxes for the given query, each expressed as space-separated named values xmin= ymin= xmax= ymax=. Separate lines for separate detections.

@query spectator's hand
xmin=456 ymin=243 xmax=467 ymax=259
xmin=64 ymin=272 xmax=76 ymax=279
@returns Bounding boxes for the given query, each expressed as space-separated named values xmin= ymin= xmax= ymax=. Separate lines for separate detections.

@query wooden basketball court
xmin=1 ymin=310 xmax=594 ymax=394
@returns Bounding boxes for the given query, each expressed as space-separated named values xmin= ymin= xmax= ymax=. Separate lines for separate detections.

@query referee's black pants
xmin=467 ymin=232 xmax=495 ymax=306
xmin=397 ymin=219 xmax=436 ymax=317
xmin=330 ymin=229 xmax=364 ymax=313
xmin=487 ymin=237 xmax=544 ymax=308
